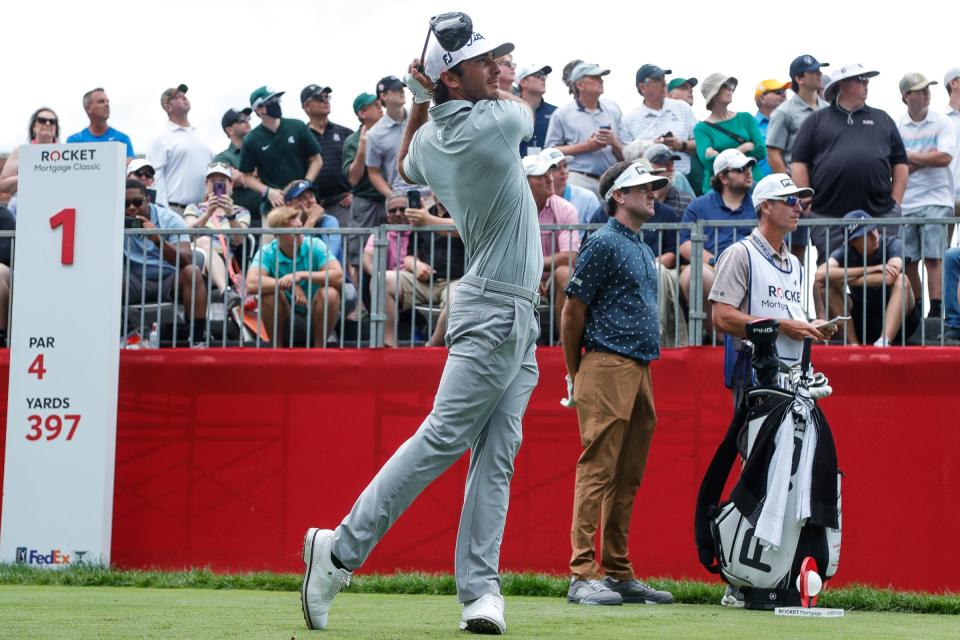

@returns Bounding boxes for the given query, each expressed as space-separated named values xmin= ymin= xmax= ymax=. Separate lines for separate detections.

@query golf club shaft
xmin=417 ymin=28 xmax=431 ymax=73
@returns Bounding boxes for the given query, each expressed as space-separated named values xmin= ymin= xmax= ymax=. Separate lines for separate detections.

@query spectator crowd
xmin=1 ymin=53 xmax=960 ymax=347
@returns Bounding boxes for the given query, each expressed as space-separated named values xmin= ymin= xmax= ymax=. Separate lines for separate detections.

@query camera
xmin=213 ymin=181 xmax=227 ymax=197
xmin=124 ymin=216 xmax=143 ymax=229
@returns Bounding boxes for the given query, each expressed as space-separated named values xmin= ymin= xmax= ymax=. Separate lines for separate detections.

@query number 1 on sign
xmin=50 ymin=208 xmax=76 ymax=265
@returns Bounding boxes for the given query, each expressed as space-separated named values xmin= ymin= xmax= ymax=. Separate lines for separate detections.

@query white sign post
xmin=0 ymin=142 xmax=126 ymax=567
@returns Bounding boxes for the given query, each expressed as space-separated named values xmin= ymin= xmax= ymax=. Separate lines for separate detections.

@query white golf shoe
xmin=459 ymin=593 xmax=506 ymax=634
xmin=301 ymin=528 xmax=352 ymax=630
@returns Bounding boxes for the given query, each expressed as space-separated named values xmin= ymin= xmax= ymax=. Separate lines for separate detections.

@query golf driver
xmin=417 ymin=12 xmax=474 ymax=73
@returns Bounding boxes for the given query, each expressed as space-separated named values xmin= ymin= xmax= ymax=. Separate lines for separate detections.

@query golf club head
xmin=429 ymin=12 xmax=473 ymax=51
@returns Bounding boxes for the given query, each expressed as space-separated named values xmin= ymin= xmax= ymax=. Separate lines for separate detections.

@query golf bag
xmin=694 ymin=319 xmax=842 ymax=609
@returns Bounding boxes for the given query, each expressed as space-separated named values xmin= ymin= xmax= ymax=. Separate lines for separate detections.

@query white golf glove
xmin=403 ymin=73 xmax=434 ymax=104
xmin=808 ymin=372 xmax=833 ymax=400
xmin=560 ymin=375 xmax=576 ymax=408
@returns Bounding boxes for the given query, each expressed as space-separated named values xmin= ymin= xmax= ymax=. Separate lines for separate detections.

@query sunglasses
xmin=766 ymin=89 xmax=786 ymax=96
xmin=388 ymin=207 xmax=406 ymax=214
xmin=528 ymin=71 xmax=547 ymax=80
xmin=233 ymin=115 xmax=250 ymax=124
xmin=499 ymin=60 xmax=516 ymax=69
xmin=852 ymin=76 xmax=871 ymax=84
xmin=125 ymin=198 xmax=145 ymax=208
xmin=724 ymin=166 xmax=751 ymax=174
xmin=769 ymin=195 xmax=800 ymax=207
xmin=36 ymin=116 xmax=58 ymax=126
xmin=134 ymin=169 xmax=155 ymax=179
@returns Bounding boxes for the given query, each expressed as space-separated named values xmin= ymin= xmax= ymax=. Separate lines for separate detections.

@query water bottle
xmin=147 ymin=322 xmax=159 ymax=349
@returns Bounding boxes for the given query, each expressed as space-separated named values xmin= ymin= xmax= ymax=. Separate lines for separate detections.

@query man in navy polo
xmin=679 ymin=149 xmax=757 ymax=337
xmin=561 ymin=159 xmax=674 ymax=607
xmin=517 ymin=63 xmax=557 ymax=157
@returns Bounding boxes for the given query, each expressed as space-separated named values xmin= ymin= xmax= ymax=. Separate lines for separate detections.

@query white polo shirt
xmin=898 ymin=109 xmax=957 ymax=209
xmin=618 ymin=97 xmax=697 ymax=175
xmin=147 ymin=121 xmax=212 ymax=206
xmin=946 ymin=106 xmax=960 ymax=198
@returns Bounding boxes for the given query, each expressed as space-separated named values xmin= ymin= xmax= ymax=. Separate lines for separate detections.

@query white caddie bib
xmin=744 ymin=234 xmax=805 ymax=366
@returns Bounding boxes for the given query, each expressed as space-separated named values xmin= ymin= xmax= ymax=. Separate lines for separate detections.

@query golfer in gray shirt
xmin=301 ymin=26 xmax=542 ymax=636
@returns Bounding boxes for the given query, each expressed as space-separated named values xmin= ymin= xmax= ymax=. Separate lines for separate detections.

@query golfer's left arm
xmin=561 ymin=295 xmax=587 ymax=379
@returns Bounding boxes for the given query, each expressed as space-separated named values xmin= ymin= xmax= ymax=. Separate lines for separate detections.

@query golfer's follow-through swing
xmin=301 ymin=11 xmax=544 ymax=635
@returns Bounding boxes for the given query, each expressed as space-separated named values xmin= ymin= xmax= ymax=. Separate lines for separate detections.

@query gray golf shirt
xmin=403 ymin=99 xmax=543 ymax=291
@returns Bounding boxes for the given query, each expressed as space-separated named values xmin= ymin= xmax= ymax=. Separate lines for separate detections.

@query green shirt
xmin=213 ymin=143 xmax=264 ymax=219
xmin=341 ymin=129 xmax=382 ymax=201
xmin=403 ymin=99 xmax=543 ymax=291
xmin=693 ymin=112 xmax=767 ymax=192
xmin=238 ymin=118 xmax=322 ymax=190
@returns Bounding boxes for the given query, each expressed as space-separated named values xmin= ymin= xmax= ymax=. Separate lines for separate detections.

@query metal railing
xmin=0 ymin=216 xmax=956 ymax=349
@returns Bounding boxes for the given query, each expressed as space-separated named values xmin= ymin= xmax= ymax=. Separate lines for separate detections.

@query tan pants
xmin=569 ymin=351 xmax=657 ymax=580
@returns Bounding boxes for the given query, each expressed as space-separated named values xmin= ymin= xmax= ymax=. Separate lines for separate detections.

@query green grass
xmin=2 ymin=587 xmax=960 ymax=640
xmin=1 ymin=565 xmax=958 ymax=615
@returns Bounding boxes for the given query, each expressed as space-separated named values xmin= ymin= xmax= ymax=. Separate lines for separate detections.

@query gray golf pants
xmin=332 ymin=278 xmax=541 ymax=603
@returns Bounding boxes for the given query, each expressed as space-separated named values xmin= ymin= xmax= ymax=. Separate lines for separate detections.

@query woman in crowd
xmin=0 ymin=107 xmax=61 ymax=211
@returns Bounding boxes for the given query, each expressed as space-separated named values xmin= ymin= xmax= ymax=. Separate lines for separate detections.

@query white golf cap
xmin=568 ymin=62 xmax=610 ymax=83
xmin=751 ymin=173 xmax=814 ymax=209
xmin=423 ymin=31 xmax=513 ymax=82
xmin=205 ymin=162 xmax=233 ymax=179
xmin=539 ymin=147 xmax=573 ymax=165
xmin=522 ymin=154 xmax=553 ymax=177
xmin=824 ymin=63 xmax=879 ymax=100
xmin=127 ymin=158 xmax=154 ymax=175
xmin=517 ymin=63 xmax=552 ymax=82
xmin=944 ymin=68 xmax=960 ymax=86
xmin=713 ymin=149 xmax=756 ymax=175
xmin=603 ymin=161 xmax=669 ymax=201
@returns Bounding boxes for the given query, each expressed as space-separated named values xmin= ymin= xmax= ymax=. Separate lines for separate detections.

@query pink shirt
xmin=364 ymin=230 xmax=412 ymax=270
xmin=538 ymin=195 xmax=580 ymax=257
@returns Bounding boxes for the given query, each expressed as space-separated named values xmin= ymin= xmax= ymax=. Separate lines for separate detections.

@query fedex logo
xmin=767 ymin=285 xmax=801 ymax=303
xmin=16 ymin=547 xmax=74 ymax=565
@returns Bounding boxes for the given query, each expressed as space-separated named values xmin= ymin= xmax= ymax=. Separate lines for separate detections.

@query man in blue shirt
xmin=679 ymin=149 xmax=757 ymax=337
xmin=123 ymin=180 xmax=206 ymax=341
xmin=67 ymin=88 xmax=135 ymax=158
xmin=561 ymin=159 xmax=674 ymax=607
xmin=753 ymin=79 xmax=790 ymax=176
xmin=517 ymin=63 xmax=557 ymax=157
xmin=246 ymin=206 xmax=343 ymax=347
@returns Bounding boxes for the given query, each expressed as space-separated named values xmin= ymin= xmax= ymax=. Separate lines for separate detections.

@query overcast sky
xmin=5 ymin=0 xmax=958 ymax=155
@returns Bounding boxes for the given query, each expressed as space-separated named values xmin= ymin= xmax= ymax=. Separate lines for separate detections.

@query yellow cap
xmin=755 ymin=79 xmax=791 ymax=99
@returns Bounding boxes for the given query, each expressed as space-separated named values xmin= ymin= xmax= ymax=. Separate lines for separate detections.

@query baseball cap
xmin=352 ymin=92 xmax=378 ymax=114
xmin=539 ymin=147 xmax=573 ymax=166
xmin=667 ymin=77 xmax=697 ymax=91
xmin=250 ymin=86 xmax=285 ymax=109
xmin=300 ymin=83 xmax=332 ymax=104
xmin=516 ymin=63 xmax=552 ymax=82
xmin=635 ymin=64 xmax=671 ymax=85
xmin=789 ymin=55 xmax=829 ymax=78
xmin=221 ymin=107 xmax=252 ymax=130
xmin=824 ymin=63 xmax=879 ymax=100
xmin=376 ymin=75 xmax=406 ymax=94
xmin=701 ymin=73 xmax=738 ymax=106
xmin=603 ymin=161 xmax=669 ymax=201
xmin=205 ymin=162 xmax=233 ymax=179
xmin=944 ymin=68 xmax=960 ymax=86
xmin=160 ymin=83 xmax=188 ymax=107
xmin=423 ymin=30 xmax=514 ymax=82
xmin=713 ymin=149 xmax=756 ymax=175
xmin=284 ymin=179 xmax=314 ymax=202
xmin=521 ymin=155 xmax=553 ymax=177
xmin=643 ymin=143 xmax=682 ymax=166
xmin=751 ymin=173 xmax=814 ymax=209
xmin=127 ymin=158 xmax=155 ymax=175
xmin=568 ymin=62 xmax=610 ymax=84
xmin=899 ymin=72 xmax=937 ymax=95
xmin=842 ymin=210 xmax=877 ymax=240
xmin=755 ymin=79 xmax=791 ymax=99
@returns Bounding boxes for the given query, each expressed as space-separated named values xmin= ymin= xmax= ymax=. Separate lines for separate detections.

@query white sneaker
xmin=720 ymin=584 xmax=745 ymax=608
xmin=459 ymin=593 xmax=506 ymax=634
xmin=301 ymin=528 xmax=352 ymax=630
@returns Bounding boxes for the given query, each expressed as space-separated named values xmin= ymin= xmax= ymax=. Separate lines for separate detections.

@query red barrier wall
xmin=1 ymin=347 xmax=958 ymax=591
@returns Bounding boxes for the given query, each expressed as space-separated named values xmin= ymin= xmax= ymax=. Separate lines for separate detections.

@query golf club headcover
xmin=808 ymin=372 xmax=832 ymax=400
xmin=404 ymin=73 xmax=434 ymax=104
xmin=560 ymin=374 xmax=576 ymax=408
xmin=746 ymin=318 xmax=780 ymax=386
